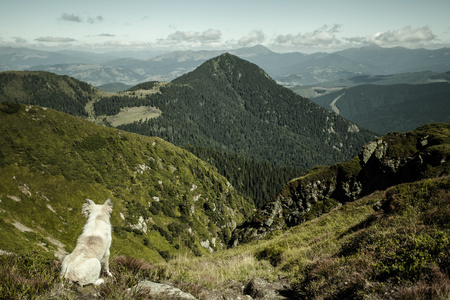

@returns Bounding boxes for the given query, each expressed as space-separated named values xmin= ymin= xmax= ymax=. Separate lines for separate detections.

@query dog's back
xmin=61 ymin=199 xmax=113 ymax=286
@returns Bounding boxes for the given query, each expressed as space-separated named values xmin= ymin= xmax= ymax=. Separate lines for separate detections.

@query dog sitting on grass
xmin=60 ymin=198 xmax=113 ymax=286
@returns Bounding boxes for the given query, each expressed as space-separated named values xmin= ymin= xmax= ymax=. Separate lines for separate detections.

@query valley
xmin=329 ymin=92 xmax=345 ymax=114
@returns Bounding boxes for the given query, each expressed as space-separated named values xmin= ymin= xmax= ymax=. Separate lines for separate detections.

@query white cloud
xmin=61 ymin=13 xmax=82 ymax=23
xmin=367 ymin=26 xmax=436 ymax=46
xmin=269 ymin=25 xmax=444 ymax=52
xmin=35 ymin=36 xmax=77 ymax=43
xmin=98 ymin=40 xmax=152 ymax=49
xmin=60 ymin=13 xmax=103 ymax=24
xmin=14 ymin=37 xmax=27 ymax=44
xmin=274 ymin=25 xmax=341 ymax=47
xmin=158 ymin=29 xmax=222 ymax=46
xmin=201 ymin=29 xmax=222 ymax=42
xmin=238 ymin=30 xmax=265 ymax=46
xmin=87 ymin=16 xmax=103 ymax=24
xmin=168 ymin=31 xmax=199 ymax=42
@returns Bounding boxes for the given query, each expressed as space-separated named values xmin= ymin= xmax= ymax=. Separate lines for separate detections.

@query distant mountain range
xmin=291 ymin=71 xmax=450 ymax=98
xmin=2 ymin=45 xmax=449 ymax=86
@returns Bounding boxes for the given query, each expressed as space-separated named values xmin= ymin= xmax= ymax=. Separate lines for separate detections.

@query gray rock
xmin=132 ymin=281 xmax=197 ymax=299
xmin=244 ymin=278 xmax=292 ymax=299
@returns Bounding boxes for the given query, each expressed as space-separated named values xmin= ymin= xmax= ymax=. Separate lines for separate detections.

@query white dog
xmin=60 ymin=198 xmax=113 ymax=286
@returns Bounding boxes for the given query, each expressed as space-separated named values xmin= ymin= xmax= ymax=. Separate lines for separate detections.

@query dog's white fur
xmin=60 ymin=198 xmax=113 ymax=286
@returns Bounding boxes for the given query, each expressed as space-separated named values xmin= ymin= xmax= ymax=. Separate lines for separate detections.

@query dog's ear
xmin=104 ymin=198 xmax=113 ymax=207
xmin=104 ymin=198 xmax=113 ymax=214
xmin=82 ymin=199 xmax=95 ymax=217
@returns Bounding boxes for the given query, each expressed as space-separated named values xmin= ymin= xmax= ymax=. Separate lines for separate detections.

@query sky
xmin=1 ymin=0 xmax=449 ymax=54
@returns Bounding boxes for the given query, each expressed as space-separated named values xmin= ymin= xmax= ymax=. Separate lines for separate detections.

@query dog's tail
xmin=60 ymin=254 xmax=74 ymax=281
xmin=60 ymin=256 xmax=69 ymax=286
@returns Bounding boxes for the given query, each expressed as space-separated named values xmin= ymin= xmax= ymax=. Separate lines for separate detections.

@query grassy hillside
xmin=160 ymin=176 xmax=450 ymax=299
xmin=0 ymin=102 xmax=254 ymax=264
xmin=2 ymin=173 xmax=448 ymax=298
xmin=312 ymin=82 xmax=450 ymax=134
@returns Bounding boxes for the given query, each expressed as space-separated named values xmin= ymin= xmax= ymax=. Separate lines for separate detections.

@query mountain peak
xmin=173 ymin=52 xmax=275 ymax=87
xmin=144 ymin=54 xmax=375 ymax=171
xmin=232 ymin=45 xmax=274 ymax=56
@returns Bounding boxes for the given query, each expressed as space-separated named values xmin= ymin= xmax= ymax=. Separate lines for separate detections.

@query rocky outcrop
xmin=230 ymin=123 xmax=450 ymax=246
xmin=197 ymin=278 xmax=293 ymax=299
xmin=244 ymin=278 xmax=292 ymax=299
xmin=131 ymin=281 xmax=197 ymax=299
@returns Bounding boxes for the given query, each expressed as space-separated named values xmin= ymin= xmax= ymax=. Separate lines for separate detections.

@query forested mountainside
xmin=231 ymin=123 xmax=450 ymax=245
xmin=113 ymin=53 xmax=375 ymax=170
xmin=312 ymin=82 xmax=450 ymax=134
xmin=317 ymin=70 xmax=450 ymax=87
xmin=0 ymin=102 xmax=254 ymax=262
xmin=96 ymin=82 xmax=133 ymax=92
xmin=0 ymin=71 xmax=97 ymax=117
xmin=184 ymin=145 xmax=303 ymax=208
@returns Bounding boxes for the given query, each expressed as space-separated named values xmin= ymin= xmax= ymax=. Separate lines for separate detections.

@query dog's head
xmin=82 ymin=198 xmax=113 ymax=218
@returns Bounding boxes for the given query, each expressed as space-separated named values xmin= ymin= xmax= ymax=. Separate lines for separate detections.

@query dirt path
xmin=330 ymin=93 xmax=345 ymax=114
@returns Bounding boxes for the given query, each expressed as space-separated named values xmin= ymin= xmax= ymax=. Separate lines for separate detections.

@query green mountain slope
xmin=96 ymin=82 xmax=132 ymax=92
xmin=113 ymin=53 xmax=375 ymax=170
xmin=0 ymin=71 xmax=98 ymax=117
xmin=322 ymin=70 xmax=450 ymax=87
xmin=312 ymin=83 xmax=450 ymax=134
xmin=0 ymin=102 xmax=254 ymax=262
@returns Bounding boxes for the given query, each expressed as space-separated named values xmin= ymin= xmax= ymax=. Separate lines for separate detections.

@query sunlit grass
xmin=156 ymin=188 xmax=383 ymax=292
